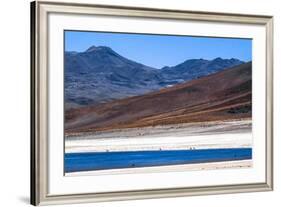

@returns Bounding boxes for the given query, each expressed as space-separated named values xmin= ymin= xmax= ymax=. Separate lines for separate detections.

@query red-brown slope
xmin=65 ymin=62 xmax=252 ymax=133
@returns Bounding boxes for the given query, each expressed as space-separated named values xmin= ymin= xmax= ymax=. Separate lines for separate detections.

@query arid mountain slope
xmin=65 ymin=62 xmax=252 ymax=134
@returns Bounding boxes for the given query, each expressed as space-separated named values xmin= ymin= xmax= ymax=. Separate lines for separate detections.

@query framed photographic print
xmin=30 ymin=0 xmax=273 ymax=205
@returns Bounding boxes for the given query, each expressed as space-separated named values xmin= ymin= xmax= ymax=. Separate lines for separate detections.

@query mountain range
xmin=65 ymin=62 xmax=252 ymax=133
xmin=65 ymin=45 xmax=244 ymax=109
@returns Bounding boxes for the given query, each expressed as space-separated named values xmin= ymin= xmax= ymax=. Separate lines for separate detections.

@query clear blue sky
xmin=65 ymin=30 xmax=252 ymax=69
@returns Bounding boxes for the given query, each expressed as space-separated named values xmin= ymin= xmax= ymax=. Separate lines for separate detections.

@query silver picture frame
xmin=31 ymin=0 xmax=273 ymax=205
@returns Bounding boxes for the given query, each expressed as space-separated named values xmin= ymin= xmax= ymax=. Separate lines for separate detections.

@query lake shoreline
xmin=65 ymin=120 xmax=252 ymax=153
xmin=65 ymin=159 xmax=252 ymax=176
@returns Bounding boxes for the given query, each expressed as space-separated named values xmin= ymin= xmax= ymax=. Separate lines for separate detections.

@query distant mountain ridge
xmin=161 ymin=57 xmax=244 ymax=82
xmin=65 ymin=45 xmax=246 ymax=109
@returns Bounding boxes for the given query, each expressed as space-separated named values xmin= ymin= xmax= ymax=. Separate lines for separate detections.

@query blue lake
xmin=64 ymin=148 xmax=252 ymax=173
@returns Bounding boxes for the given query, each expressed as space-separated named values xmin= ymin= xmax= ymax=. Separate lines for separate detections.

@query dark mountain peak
xmin=184 ymin=58 xmax=207 ymax=63
xmin=174 ymin=58 xmax=209 ymax=68
xmin=213 ymin=57 xmax=223 ymax=61
xmin=84 ymin=45 xmax=124 ymax=61
xmin=85 ymin=45 xmax=113 ymax=53
xmin=85 ymin=45 xmax=97 ymax=52
xmin=230 ymin=58 xmax=241 ymax=61
xmin=212 ymin=57 xmax=244 ymax=64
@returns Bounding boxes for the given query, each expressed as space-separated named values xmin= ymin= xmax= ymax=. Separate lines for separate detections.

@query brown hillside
xmin=65 ymin=62 xmax=252 ymax=134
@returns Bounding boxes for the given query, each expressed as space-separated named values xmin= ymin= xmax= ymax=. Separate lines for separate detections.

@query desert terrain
xmin=64 ymin=50 xmax=252 ymax=174
xmin=65 ymin=62 xmax=252 ymax=134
